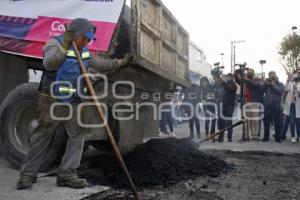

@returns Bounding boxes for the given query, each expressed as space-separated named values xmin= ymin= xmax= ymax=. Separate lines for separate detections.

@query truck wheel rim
xmin=8 ymin=101 xmax=37 ymax=154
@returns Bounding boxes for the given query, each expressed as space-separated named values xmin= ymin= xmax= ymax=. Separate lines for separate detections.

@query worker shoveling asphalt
xmin=16 ymin=18 xmax=137 ymax=198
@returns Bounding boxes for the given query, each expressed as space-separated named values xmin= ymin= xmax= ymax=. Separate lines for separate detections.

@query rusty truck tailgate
xmin=131 ymin=0 xmax=189 ymax=87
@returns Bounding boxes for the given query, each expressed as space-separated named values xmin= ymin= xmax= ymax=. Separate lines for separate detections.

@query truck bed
xmin=0 ymin=0 xmax=189 ymax=87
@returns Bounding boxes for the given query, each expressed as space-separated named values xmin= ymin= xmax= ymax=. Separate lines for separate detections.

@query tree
xmin=279 ymin=33 xmax=300 ymax=73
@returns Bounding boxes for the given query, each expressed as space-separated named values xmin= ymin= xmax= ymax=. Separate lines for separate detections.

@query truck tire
xmin=0 ymin=82 xmax=68 ymax=170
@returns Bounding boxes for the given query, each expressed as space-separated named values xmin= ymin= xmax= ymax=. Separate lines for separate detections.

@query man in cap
xmin=262 ymin=71 xmax=284 ymax=142
xmin=17 ymin=18 xmax=133 ymax=190
xmin=215 ymin=73 xmax=237 ymax=142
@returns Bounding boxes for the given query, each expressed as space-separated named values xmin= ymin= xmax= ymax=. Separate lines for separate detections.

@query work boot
xmin=17 ymin=175 xmax=37 ymax=190
xmin=57 ymin=173 xmax=88 ymax=188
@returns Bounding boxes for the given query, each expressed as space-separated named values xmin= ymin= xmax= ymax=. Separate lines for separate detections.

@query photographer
xmin=182 ymin=82 xmax=201 ymax=138
xmin=214 ymin=73 xmax=237 ymax=142
xmin=280 ymin=73 xmax=298 ymax=142
xmin=237 ymin=68 xmax=263 ymax=141
xmin=199 ymin=76 xmax=217 ymax=138
xmin=262 ymin=71 xmax=284 ymax=142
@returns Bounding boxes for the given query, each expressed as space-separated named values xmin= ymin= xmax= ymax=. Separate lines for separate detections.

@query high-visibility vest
xmin=53 ymin=36 xmax=90 ymax=103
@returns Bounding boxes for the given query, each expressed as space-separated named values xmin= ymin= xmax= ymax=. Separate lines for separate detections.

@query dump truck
xmin=0 ymin=0 xmax=189 ymax=169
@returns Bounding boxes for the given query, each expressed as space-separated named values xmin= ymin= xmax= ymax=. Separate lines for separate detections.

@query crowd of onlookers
xmin=159 ymin=67 xmax=300 ymax=144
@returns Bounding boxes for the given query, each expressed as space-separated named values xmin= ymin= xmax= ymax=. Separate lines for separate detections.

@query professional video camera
xmin=211 ymin=62 xmax=224 ymax=79
xmin=234 ymin=62 xmax=249 ymax=83
xmin=234 ymin=62 xmax=249 ymax=77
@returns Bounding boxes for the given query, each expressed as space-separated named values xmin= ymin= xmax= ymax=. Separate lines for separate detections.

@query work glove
xmin=117 ymin=53 xmax=134 ymax=67
xmin=62 ymin=25 xmax=75 ymax=51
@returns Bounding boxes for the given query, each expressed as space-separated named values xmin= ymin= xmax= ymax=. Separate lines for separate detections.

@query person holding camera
xmin=214 ymin=73 xmax=237 ymax=142
xmin=281 ymin=70 xmax=300 ymax=142
xmin=241 ymin=68 xmax=264 ymax=141
xmin=183 ymin=82 xmax=201 ymax=138
xmin=262 ymin=71 xmax=284 ymax=142
xmin=199 ymin=77 xmax=217 ymax=139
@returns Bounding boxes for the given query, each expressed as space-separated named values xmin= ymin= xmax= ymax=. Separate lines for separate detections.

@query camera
xmin=264 ymin=78 xmax=274 ymax=84
xmin=235 ymin=62 xmax=248 ymax=75
xmin=259 ymin=60 xmax=266 ymax=65
xmin=293 ymin=71 xmax=300 ymax=82
xmin=234 ymin=62 xmax=249 ymax=82
xmin=211 ymin=62 xmax=224 ymax=79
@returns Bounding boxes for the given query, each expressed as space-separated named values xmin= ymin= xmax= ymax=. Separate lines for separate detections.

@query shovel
xmin=197 ymin=119 xmax=245 ymax=144
xmin=72 ymin=41 xmax=140 ymax=200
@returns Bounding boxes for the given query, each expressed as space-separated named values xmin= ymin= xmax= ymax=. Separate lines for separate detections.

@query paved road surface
xmin=1 ymin=120 xmax=299 ymax=200
xmin=174 ymin=121 xmax=300 ymax=154
xmin=0 ymin=155 xmax=108 ymax=200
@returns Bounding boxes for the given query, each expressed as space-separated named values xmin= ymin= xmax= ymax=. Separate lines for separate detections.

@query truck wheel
xmin=0 ymin=82 xmax=68 ymax=170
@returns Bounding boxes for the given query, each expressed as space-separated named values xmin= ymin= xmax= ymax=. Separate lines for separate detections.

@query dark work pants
xmin=205 ymin=119 xmax=216 ymax=135
xmin=204 ymin=106 xmax=216 ymax=135
xmin=218 ymin=106 xmax=234 ymax=141
xmin=189 ymin=116 xmax=200 ymax=138
xmin=160 ymin=111 xmax=173 ymax=133
xmin=263 ymin=106 xmax=282 ymax=140
xmin=20 ymin=95 xmax=85 ymax=178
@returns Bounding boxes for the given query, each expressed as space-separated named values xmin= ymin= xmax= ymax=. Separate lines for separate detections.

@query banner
xmin=0 ymin=0 xmax=126 ymax=58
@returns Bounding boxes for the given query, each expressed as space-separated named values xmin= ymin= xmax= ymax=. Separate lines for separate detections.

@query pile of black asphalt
xmin=78 ymin=137 xmax=230 ymax=189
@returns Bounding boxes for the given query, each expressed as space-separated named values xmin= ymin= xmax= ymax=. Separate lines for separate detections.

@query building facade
xmin=188 ymin=41 xmax=212 ymax=84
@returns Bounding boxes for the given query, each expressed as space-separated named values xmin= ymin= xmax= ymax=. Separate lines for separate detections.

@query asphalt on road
xmin=0 ymin=120 xmax=299 ymax=200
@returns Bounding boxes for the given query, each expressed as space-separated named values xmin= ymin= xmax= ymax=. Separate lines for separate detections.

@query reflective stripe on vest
xmin=58 ymin=86 xmax=76 ymax=94
xmin=82 ymin=52 xmax=90 ymax=59
xmin=58 ymin=86 xmax=88 ymax=94
xmin=66 ymin=50 xmax=90 ymax=59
